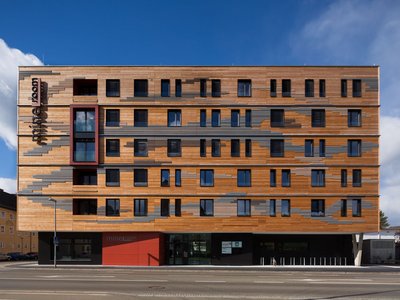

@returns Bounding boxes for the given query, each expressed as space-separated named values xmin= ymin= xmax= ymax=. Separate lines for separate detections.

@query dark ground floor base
xmin=38 ymin=232 xmax=354 ymax=266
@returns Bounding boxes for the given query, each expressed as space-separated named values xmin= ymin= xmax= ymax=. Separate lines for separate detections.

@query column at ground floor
xmin=38 ymin=232 xmax=354 ymax=266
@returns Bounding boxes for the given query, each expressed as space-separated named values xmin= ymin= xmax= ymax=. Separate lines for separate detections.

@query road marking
xmin=308 ymin=281 xmax=396 ymax=285
xmin=37 ymin=275 xmax=115 ymax=278
xmin=253 ymin=281 xmax=285 ymax=284
xmin=0 ymin=277 xmax=167 ymax=282
xmin=195 ymin=280 xmax=227 ymax=283
xmin=0 ymin=290 xmax=108 ymax=297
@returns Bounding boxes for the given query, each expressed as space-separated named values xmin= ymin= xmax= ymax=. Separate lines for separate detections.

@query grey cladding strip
xmin=23 ymin=136 xmax=70 ymax=156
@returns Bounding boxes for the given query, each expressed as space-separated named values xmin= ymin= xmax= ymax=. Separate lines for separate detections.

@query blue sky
xmin=1 ymin=0 xmax=400 ymax=224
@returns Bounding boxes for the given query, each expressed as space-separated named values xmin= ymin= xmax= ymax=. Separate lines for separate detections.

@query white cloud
xmin=292 ymin=0 xmax=400 ymax=225
xmin=0 ymin=177 xmax=16 ymax=194
xmin=0 ymin=38 xmax=42 ymax=149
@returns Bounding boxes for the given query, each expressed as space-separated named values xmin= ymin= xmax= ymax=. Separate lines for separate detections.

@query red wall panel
xmin=102 ymin=232 xmax=163 ymax=266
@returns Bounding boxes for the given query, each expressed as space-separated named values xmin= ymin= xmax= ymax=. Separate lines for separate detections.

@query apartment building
xmin=17 ymin=66 xmax=379 ymax=265
xmin=0 ymin=189 xmax=38 ymax=254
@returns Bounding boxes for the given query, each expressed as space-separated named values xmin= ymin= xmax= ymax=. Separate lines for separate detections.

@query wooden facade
xmin=17 ymin=66 xmax=379 ymax=235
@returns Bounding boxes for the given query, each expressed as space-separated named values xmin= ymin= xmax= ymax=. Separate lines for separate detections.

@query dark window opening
xmin=74 ymin=140 xmax=95 ymax=162
xmin=175 ymin=169 xmax=182 ymax=187
xmin=106 ymin=109 xmax=120 ymax=127
xmin=106 ymin=199 xmax=120 ymax=217
xmin=341 ymin=169 xmax=348 ymax=187
xmin=175 ymin=79 xmax=182 ymax=97
xmin=212 ymin=139 xmax=221 ymax=157
xmin=341 ymin=79 xmax=347 ymax=97
xmin=167 ymin=139 xmax=181 ymax=157
xmin=200 ymin=109 xmax=207 ymax=127
xmin=353 ymin=79 xmax=362 ymax=97
xmin=200 ymin=139 xmax=206 ymax=157
xmin=134 ymin=139 xmax=148 ymax=157
xmin=231 ymin=139 xmax=240 ymax=157
xmin=106 ymin=139 xmax=120 ymax=157
xmin=134 ymin=109 xmax=148 ymax=127
xmin=348 ymin=140 xmax=362 ymax=157
xmin=134 ymin=199 xmax=148 ymax=216
xmin=168 ymin=110 xmax=181 ymax=127
xmin=312 ymin=109 xmax=326 ymax=127
xmin=352 ymin=169 xmax=362 ymax=187
xmin=161 ymin=79 xmax=170 ymax=97
xmin=161 ymin=199 xmax=170 ymax=217
xmin=200 ymin=79 xmax=207 ymax=97
xmin=200 ymin=169 xmax=214 ymax=187
xmin=311 ymin=199 xmax=325 ymax=217
xmin=134 ymin=169 xmax=148 ymax=187
xmin=200 ymin=199 xmax=214 ymax=216
xmin=305 ymin=79 xmax=314 ymax=97
xmin=231 ymin=110 xmax=240 ymax=127
xmin=282 ymin=79 xmax=291 ymax=97
xmin=237 ymin=199 xmax=251 ymax=216
xmin=270 ymin=169 xmax=277 ymax=187
xmin=73 ymin=169 xmax=97 ymax=185
xmin=106 ymin=169 xmax=120 ymax=187
xmin=211 ymin=110 xmax=220 ymax=127
xmin=175 ymin=199 xmax=181 ymax=216
xmin=161 ymin=169 xmax=170 ymax=187
xmin=74 ymin=110 xmax=95 ymax=133
xmin=319 ymin=139 xmax=326 ymax=157
xmin=319 ymin=79 xmax=326 ymax=97
xmin=73 ymin=199 xmax=97 ymax=215
xmin=212 ymin=79 xmax=221 ymax=97
xmin=348 ymin=109 xmax=361 ymax=127
xmin=311 ymin=169 xmax=325 ymax=187
xmin=305 ymin=139 xmax=314 ymax=157
xmin=73 ymin=79 xmax=97 ymax=96
xmin=245 ymin=139 xmax=252 ymax=157
xmin=281 ymin=199 xmax=291 ymax=217
xmin=270 ymin=139 xmax=284 ymax=157
xmin=106 ymin=79 xmax=120 ymax=97
xmin=270 ymin=79 xmax=277 ymax=97
xmin=352 ymin=199 xmax=361 ymax=217
xmin=341 ymin=200 xmax=347 ymax=217
xmin=245 ymin=109 xmax=252 ymax=127
xmin=282 ymin=169 xmax=291 ymax=187
xmin=269 ymin=199 xmax=276 ymax=217
xmin=238 ymin=80 xmax=251 ymax=97
xmin=134 ymin=79 xmax=148 ymax=97
xmin=237 ymin=169 xmax=251 ymax=187
xmin=271 ymin=109 xmax=284 ymax=127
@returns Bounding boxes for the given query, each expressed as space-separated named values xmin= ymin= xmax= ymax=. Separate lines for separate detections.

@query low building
xmin=0 ymin=189 xmax=38 ymax=255
xmin=362 ymin=227 xmax=400 ymax=264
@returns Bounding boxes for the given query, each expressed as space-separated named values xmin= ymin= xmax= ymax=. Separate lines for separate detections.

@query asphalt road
xmin=1 ymin=262 xmax=400 ymax=299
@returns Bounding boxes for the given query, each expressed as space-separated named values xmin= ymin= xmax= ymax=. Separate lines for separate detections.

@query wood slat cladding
xmin=17 ymin=66 xmax=379 ymax=233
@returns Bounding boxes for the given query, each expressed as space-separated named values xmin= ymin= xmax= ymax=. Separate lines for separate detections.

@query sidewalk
xmin=4 ymin=261 xmax=400 ymax=272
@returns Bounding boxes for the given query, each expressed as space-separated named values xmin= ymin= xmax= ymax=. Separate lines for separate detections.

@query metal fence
xmin=259 ymin=256 xmax=348 ymax=266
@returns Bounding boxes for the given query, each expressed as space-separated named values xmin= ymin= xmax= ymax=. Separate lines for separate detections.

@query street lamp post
xmin=48 ymin=198 xmax=57 ymax=268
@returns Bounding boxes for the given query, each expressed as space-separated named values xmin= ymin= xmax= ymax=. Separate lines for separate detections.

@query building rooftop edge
xmin=18 ymin=65 xmax=380 ymax=68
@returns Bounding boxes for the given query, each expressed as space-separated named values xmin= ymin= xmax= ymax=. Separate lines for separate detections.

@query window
xmin=348 ymin=140 xmax=361 ymax=157
xmin=231 ymin=139 xmax=240 ymax=157
xmin=269 ymin=200 xmax=276 ymax=217
xmin=106 ymin=199 xmax=120 ymax=217
xmin=312 ymin=109 xmax=325 ymax=127
xmin=134 ymin=199 xmax=148 ymax=216
xmin=0 ymin=225 xmax=4 ymax=232
xmin=73 ymin=199 xmax=97 ymax=215
xmin=237 ymin=169 xmax=251 ymax=187
xmin=311 ymin=199 xmax=325 ymax=217
xmin=200 ymin=110 xmax=207 ymax=127
xmin=305 ymin=140 xmax=314 ymax=157
xmin=341 ymin=169 xmax=348 ymax=187
xmin=245 ymin=139 xmax=252 ymax=157
xmin=212 ymin=139 xmax=221 ymax=157
xmin=270 ymin=79 xmax=277 ymax=97
xmin=74 ymin=141 xmax=95 ymax=162
xmin=168 ymin=139 xmax=181 ymax=157
xmin=238 ymin=79 xmax=251 ymax=97
xmin=270 ymin=139 xmax=284 ymax=157
xmin=237 ymin=199 xmax=251 ymax=216
xmin=161 ymin=199 xmax=170 ymax=217
xmin=200 ymin=139 xmax=206 ymax=157
xmin=175 ymin=169 xmax=181 ymax=187
xmin=348 ymin=109 xmax=361 ymax=127
xmin=319 ymin=139 xmax=326 ymax=157
xmin=134 ymin=109 xmax=148 ymax=127
xmin=175 ymin=79 xmax=182 ymax=97
xmin=134 ymin=139 xmax=148 ymax=157
xmin=106 ymin=169 xmax=120 ymax=187
xmin=212 ymin=80 xmax=221 ymax=97
xmin=282 ymin=79 xmax=291 ymax=97
xmin=212 ymin=110 xmax=220 ymax=127
xmin=74 ymin=110 xmax=95 ymax=132
xmin=200 ymin=79 xmax=207 ymax=97
xmin=106 ymin=139 xmax=120 ymax=157
xmin=270 ymin=169 xmax=277 ymax=187
xmin=341 ymin=200 xmax=347 ymax=217
xmin=200 ymin=199 xmax=214 ymax=216
xmin=160 ymin=169 xmax=170 ymax=186
xmin=231 ymin=110 xmax=240 ymax=127
xmin=200 ymin=169 xmax=214 ymax=187
xmin=134 ymin=169 xmax=148 ymax=187
xmin=319 ymin=79 xmax=326 ymax=97
xmin=73 ymin=169 xmax=97 ymax=185
xmin=281 ymin=199 xmax=291 ymax=217
xmin=168 ymin=110 xmax=181 ymax=127
xmin=134 ymin=79 xmax=148 ymax=97
xmin=271 ymin=109 xmax=284 ymax=127
xmin=106 ymin=79 xmax=120 ymax=97
xmin=161 ymin=79 xmax=170 ymax=97
xmin=245 ymin=110 xmax=252 ymax=127
xmin=352 ymin=169 xmax=362 ymax=187
xmin=352 ymin=199 xmax=361 ymax=217
xmin=305 ymin=79 xmax=314 ymax=97
xmin=341 ymin=79 xmax=347 ymax=97
xmin=311 ymin=169 xmax=325 ymax=187
xmin=175 ymin=199 xmax=181 ymax=216
xmin=73 ymin=79 xmax=97 ymax=96
xmin=353 ymin=79 xmax=362 ymax=97
xmin=281 ymin=169 xmax=291 ymax=187
xmin=106 ymin=109 xmax=120 ymax=127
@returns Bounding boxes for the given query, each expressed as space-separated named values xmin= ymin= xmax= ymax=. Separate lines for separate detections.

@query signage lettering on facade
xmin=30 ymin=78 xmax=45 ymax=144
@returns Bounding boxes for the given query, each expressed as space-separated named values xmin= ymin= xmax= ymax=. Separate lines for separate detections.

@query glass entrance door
xmin=167 ymin=234 xmax=211 ymax=265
